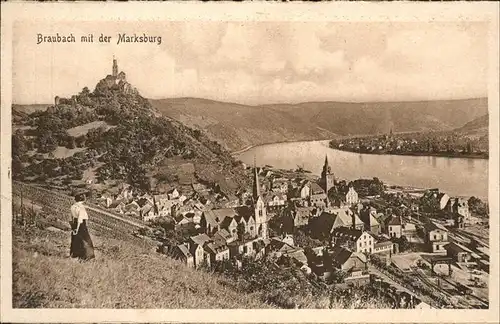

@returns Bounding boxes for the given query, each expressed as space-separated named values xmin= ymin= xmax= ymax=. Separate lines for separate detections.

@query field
xmin=52 ymin=146 xmax=86 ymax=159
xmin=66 ymin=121 xmax=113 ymax=137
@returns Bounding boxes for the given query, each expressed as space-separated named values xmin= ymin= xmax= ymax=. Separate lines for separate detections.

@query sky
xmin=12 ymin=21 xmax=489 ymax=105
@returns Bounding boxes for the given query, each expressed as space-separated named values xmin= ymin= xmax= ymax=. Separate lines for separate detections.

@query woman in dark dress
xmin=70 ymin=193 xmax=95 ymax=260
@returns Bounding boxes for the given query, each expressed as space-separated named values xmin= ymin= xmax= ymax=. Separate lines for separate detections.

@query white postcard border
xmin=1 ymin=2 xmax=499 ymax=323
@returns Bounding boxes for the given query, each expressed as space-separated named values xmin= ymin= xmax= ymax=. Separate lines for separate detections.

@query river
xmin=235 ymin=140 xmax=488 ymax=199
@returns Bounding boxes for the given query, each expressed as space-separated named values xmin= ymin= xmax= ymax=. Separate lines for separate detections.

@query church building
xmin=319 ymin=155 xmax=335 ymax=203
xmin=199 ymin=161 xmax=268 ymax=240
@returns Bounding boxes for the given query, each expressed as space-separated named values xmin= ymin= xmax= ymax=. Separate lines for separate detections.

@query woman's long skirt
xmin=70 ymin=219 xmax=95 ymax=260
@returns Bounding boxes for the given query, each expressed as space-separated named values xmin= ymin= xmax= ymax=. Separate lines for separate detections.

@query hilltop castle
xmin=101 ymin=57 xmax=135 ymax=94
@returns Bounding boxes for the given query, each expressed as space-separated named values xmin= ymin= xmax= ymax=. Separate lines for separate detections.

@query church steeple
xmin=252 ymin=155 xmax=267 ymax=239
xmin=252 ymin=155 xmax=260 ymax=201
xmin=322 ymin=154 xmax=331 ymax=175
xmin=112 ymin=56 xmax=118 ymax=77
xmin=320 ymin=154 xmax=335 ymax=198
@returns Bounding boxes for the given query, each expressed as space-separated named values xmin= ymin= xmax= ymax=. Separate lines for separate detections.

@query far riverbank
xmin=231 ymin=137 xmax=335 ymax=156
xmin=329 ymin=146 xmax=489 ymax=160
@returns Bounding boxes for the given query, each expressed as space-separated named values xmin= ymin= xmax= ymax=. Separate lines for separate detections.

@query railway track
xmin=455 ymin=229 xmax=489 ymax=249
xmin=440 ymin=276 xmax=489 ymax=308
xmin=413 ymin=269 xmax=486 ymax=309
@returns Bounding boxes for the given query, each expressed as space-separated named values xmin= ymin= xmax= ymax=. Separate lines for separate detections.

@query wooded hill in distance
xmin=13 ymin=97 xmax=488 ymax=153
xmin=150 ymin=97 xmax=488 ymax=152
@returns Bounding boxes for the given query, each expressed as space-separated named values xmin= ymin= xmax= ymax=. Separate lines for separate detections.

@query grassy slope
xmin=151 ymin=97 xmax=488 ymax=152
xmin=13 ymin=225 xmax=388 ymax=309
xmin=12 ymin=226 xmax=270 ymax=309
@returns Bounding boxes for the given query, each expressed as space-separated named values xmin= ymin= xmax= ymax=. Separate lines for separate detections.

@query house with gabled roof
xmin=168 ymin=188 xmax=180 ymax=200
xmin=387 ymin=215 xmax=403 ymax=238
xmin=331 ymin=227 xmax=377 ymax=254
xmin=165 ymin=243 xmax=194 ymax=268
xmin=109 ymin=199 xmax=126 ymax=214
xmin=266 ymin=237 xmax=297 ymax=257
xmin=204 ymin=239 xmax=230 ymax=264
xmin=344 ymin=185 xmax=359 ymax=206
xmin=359 ymin=206 xmax=380 ymax=235
xmin=309 ymin=182 xmax=327 ymax=207
xmin=373 ymin=240 xmax=395 ymax=254
xmin=309 ymin=207 xmax=364 ymax=238
xmin=227 ymin=235 xmax=257 ymax=259
xmin=123 ymin=201 xmax=140 ymax=217
xmin=437 ymin=193 xmax=450 ymax=210
xmin=220 ymin=216 xmax=239 ymax=237
xmin=200 ymin=206 xmax=258 ymax=239
xmin=423 ymin=221 xmax=449 ymax=254
xmin=141 ymin=204 xmax=157 ymax=222
xmin=282 ymin=206 xmax=317 ymax=233
xmin=212 ymin=228 xmax=235 ymax=244
xmin=452 ymin=197 xmax=470 ymax=221
xmin=266 ymin=193 xmax=287 ymax=209
xmin=297 ymin=180 xmax=311 ymax=199
xmin=444 ymin=241 xmax=474 ymax=263
xmin=200 ymin=208 xmax=236 ymax=235
xmin=188 ymin=233 xmax=211 ymax=268
xmin=325 ymin=245 xmax=367 ymax=273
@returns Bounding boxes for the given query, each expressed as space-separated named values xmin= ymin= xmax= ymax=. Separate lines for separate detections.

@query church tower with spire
xmin=252 ymin=157 xmax=268 ymax=239
xmin=320 ymin=155 xmax=335 ymax=196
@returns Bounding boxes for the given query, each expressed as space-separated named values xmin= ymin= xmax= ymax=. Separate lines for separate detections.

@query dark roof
xmin=234 ymin=206 xmax=255 ymax=221
xmin=387 ymin=216 xmax=402 ymax=226
xmin=203 ymin=208 xmax=237 ymax=226
xmin=424 ymin=222 xmax=448 ymax=232
xmin=220 ymin=216 xmax=237 ymax=229
xmin=213 ymin=229 xmax=232 ymax=243
xmin=268 ymin=238 xmax=296 ymax=254
xmin=444 ymin=241 xmax=472 ymax=253
xmin=310 ymin=182 xmax=325 ymax=194
xmin=176 ymin=244 xmax=192 ymax=258
xmin=253 ymin=239 xmax=267 ymax=251
xmin=328 ymin=245 xmax=356 ymax=266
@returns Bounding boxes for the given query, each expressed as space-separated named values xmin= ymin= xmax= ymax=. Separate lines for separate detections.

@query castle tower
xmin=252 ymin=156 xmax=268 ymax=239
xmin=320 ymin=155 xmax=335 ymax=195
xmin=112 ymin=56 xmax=118 ymax=77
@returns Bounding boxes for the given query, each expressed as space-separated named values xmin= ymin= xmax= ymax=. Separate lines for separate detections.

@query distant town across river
xmin=236 ymin=140 xmax=488 ymax=199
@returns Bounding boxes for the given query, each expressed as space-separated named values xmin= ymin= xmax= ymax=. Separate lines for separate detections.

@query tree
xmin=67 ymin=137 xmax=76 ymax=149
xmin=12 ymin=131 xmax=28 ymax=156
xmin=237 ymin=222 xmax=246 ymax=242
xmin=468 ymin=196 xmax=489 ymax=217
xmin=392 ymin=235 xmax=410 ymax=252
xmin=11 ymin=155 xmax=24 ymax=179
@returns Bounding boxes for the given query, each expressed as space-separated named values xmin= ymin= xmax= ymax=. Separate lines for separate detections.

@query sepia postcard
xmin=1 ymin=1 xmax=499 ymax=323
